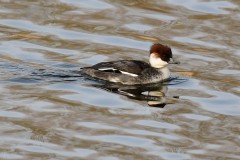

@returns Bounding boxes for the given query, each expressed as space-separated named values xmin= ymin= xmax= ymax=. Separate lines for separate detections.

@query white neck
xmin=159 ymin=66 xmax=170 ymax=80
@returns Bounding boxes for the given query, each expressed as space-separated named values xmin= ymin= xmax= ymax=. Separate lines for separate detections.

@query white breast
xmin=160 ymin=67 xmax=170 ymax=80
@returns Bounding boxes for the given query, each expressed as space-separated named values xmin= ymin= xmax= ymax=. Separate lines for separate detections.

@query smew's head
xmin=149 ymin=43 xmax=173 ymax=68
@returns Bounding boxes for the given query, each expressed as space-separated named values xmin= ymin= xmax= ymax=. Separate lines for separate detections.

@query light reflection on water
xmin=167 ymin=0 xmax=237 ymax=14
xmin=0 ymin=0 xmax=239 ymax=159
xmin=0 ymin=19 xmax=151 ymax=50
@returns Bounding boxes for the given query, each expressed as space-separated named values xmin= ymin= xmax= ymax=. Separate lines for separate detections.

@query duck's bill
xmin=169 ymin=58 xmax=180 ymax=64
xmin=169 ymin=61 xmax=180 ymax=64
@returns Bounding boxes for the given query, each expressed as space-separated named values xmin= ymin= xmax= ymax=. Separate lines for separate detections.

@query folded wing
xmin=91 ymin=60 xmax=151 ymax=76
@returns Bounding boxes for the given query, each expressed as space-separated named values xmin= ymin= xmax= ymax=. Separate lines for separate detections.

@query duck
xmin=80 ymin=43 xmax=177 ymax=85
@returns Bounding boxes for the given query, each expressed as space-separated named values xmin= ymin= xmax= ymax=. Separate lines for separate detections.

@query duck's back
xmin=90 ymin=60 xmax=151 ymax=75
xmin=80 ymin=60 xmax=169 ymax=85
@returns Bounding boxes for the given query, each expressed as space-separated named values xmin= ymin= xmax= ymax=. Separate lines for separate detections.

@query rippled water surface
xmin=0 ymin=0 xmax=240 ymax=159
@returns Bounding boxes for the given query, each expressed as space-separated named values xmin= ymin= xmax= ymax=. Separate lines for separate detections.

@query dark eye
xmin=161 ymin=54 xmax=170 ymax=62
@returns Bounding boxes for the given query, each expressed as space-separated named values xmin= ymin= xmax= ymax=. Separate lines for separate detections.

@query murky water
xmin=0 ymin=0 xmax=239 ymax=159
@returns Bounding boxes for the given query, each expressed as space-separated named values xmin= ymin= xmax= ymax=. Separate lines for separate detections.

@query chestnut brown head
xmin=150 ymin=43 xmax=172 ymax=63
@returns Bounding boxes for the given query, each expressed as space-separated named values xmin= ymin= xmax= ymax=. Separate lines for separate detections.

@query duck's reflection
xmin=90 ymin=82 xmax=179 ymax=108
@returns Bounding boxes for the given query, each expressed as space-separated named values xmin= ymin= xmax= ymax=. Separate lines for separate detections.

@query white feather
xmin=119 ymin=71 xmax=138 ymax=77
xmin=98 ymin=67 xmax=138 ymax=77
xmin=98 ymin=67 xmax=116 ymax=71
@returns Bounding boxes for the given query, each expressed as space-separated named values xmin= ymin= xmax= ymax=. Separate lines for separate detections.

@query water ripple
xmin=0 ymin=19 xmax=151 ymax=50
xmin=0 ymin=1 xmax=239 ymax=159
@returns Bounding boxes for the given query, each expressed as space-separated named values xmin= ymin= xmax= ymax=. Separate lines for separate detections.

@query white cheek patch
xmin=149 ymin=53 xmax=168 ymax=68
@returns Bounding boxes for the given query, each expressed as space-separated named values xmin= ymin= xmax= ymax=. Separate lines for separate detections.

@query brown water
xmin=0 ymin=0 xmax=240 ymax=159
